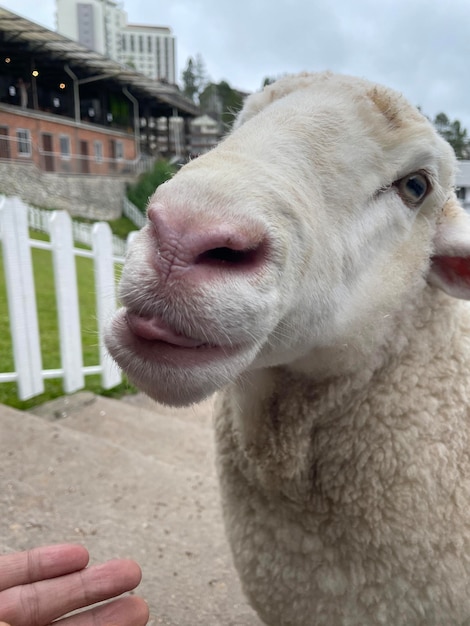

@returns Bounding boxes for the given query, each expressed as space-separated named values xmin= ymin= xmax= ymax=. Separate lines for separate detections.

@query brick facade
xmin=0 ymin=104 xmax=137 ymax=176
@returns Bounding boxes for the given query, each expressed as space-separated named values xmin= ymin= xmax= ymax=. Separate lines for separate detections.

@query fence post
xmin=49 ymin=211 xmax=85 ymax=393
xmin=92 ymin=222 xmax=122 ymax=389
xmin=0 ymin=197 xmax=44 ymax=399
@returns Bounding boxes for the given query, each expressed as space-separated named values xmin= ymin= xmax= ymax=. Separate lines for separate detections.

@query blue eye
xmin=405 ymin=176 xmax=427 ymax=198
xmin=396 ymin=172 xmax=430 ymax=206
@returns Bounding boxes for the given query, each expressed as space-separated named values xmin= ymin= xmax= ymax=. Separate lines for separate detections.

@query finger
xmin=54 ymin=596 xmax=149 ymax=626
xmin=0 ymin=545 xmax=89 ymax=592
xmin=0 ymin=559 xmax=143 ymax=626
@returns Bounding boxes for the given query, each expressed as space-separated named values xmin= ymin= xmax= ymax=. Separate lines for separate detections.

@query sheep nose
xmin=147 ymin=204 xmax=268 ymax=278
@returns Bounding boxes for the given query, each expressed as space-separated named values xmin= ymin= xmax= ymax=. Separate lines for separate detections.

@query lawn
xmin=0 ymin=231 xmax=133 ymax=410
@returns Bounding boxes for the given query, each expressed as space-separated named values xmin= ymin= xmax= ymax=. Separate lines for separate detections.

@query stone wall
xmin=0 ymin=161 xmax=136 ymax=220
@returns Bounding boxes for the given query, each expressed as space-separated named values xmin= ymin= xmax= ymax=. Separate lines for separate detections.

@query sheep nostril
xmin=197 ymin=246 xmax=255 ymax=265
xmin=195 ymin=243 xmax=266 ymax=270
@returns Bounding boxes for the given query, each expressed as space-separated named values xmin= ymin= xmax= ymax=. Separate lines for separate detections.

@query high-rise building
xmin=56 ymin=0 xmax=176 ymax=84
xmin=118 ymin=24 xmax=176 ymax=84
xmin=56 ymin=0 xmax=124 ymax=59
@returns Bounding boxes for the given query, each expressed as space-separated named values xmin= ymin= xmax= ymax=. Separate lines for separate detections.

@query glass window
xmin=59 ymin=135 xmax=71 ymax=159
xmin=115 ymin=140 xmax=123 ymax=160
xmin=16 ymin=129 xmax=31 ymax=155
xmin=94 ymin=140 xmax=103 ymax=162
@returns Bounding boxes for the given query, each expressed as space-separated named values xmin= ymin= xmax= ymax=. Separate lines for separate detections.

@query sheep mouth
xmin=125 ymin=311 xmax=215 ymax=349
xmin=106 ymin=309 xmax=240 ymax=368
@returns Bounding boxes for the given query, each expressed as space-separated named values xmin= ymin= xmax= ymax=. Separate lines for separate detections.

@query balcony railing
xmin=0 ymin=134 xmax=151 ymax=176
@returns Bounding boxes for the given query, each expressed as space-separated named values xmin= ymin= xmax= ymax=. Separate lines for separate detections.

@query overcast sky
xmin=3 ymin=0 xmax=470 ymax=128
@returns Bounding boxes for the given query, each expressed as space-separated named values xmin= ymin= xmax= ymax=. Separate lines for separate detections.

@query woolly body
xmin=106 ymin=72 xmax=470 ymax=625
xmin=216 ymin=288 xmax=470 ymax=625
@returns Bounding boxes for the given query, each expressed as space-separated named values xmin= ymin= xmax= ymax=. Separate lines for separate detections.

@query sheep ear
xmin=428 ymin=196 xmax=470 ymax=300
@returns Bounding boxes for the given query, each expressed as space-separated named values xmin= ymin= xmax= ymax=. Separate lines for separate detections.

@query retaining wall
xmin=0 ymin=161 xmax=136 ymax=220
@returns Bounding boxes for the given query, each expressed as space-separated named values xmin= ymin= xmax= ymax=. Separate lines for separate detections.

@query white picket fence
xmin=0 ymin=195 xmax=127 ymax=400
xmin=122 ymin=196 xmax=147 ymax=229
xmin=27 ymin=204 xmax=129 ymax=257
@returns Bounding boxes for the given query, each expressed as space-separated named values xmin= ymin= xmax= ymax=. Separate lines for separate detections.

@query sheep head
xmin=105 ymin=72 xmax=470 ymax=405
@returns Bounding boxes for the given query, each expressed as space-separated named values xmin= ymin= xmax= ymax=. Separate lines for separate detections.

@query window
xmin=59 ymin=135 xmax=71 ymax=159
xmin=0 ymin=126 xmax=10 ymax=159
xmin=456 ymin=187 xmax=466 ymax=201
xmin=115 ymin=140 xmax=123 ymax=160
xmin=94 ymin=140 xmax=103 ymax=163
xmin=155 ymin=38 xmax=161 ymax=75
xmin=130 ymin=35 xmax=135 ymax=52
xmin=16 ymin=129 xmax=31 ymax=156
xmin=139 ymin=35 xmax=143 ymax=53
xmin=165 ymin=39 xmax=170 ymax=80
xmin=121 ymin=34 xmax=127 ymax=51
xmin=147 ymin=36 xmax=152 ymax=53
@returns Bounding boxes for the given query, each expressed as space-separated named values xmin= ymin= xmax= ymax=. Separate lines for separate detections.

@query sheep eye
xmin=395 ymin=172 xmax=430 ymax=206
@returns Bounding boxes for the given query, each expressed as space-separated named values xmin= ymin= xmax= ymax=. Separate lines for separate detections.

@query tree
xmin=199 ymin=80 xmax=245 ymax=131
xmin=193 ymin=54 xmax=208 ymax=94
xmin=433 ymin=112 xmax=470 ymax=159
xmin=261 ymin=74 xmax=289 ymax=89
xmin=127 ymin=160 xmax=177 ymax=211
xmin=181 ymin=58 xmax=198 ymax=103
xmin=181 ymin=54 xmax=208 ymax=104
xmin=262 ymin=76 xmax=277 ymax=87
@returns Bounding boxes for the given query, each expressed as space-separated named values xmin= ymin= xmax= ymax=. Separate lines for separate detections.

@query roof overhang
xmin=0 ymin=7 xmax=199 ymax=117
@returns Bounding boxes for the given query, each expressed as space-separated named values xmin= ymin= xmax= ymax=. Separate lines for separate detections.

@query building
xmin=0 ymin=7 xmax=198 ymax=217
xmin=189 ymin=115 xmax=221 ymax=156
xmin=56 ymin=0 xmax=125 ymax=60
xmin=56 ymin=0 xmax=176 ymax=84
xmin=118 ymin=24 xmax=176 ymax=84
xmin=457 ymin=160 xmax=470 ymax=212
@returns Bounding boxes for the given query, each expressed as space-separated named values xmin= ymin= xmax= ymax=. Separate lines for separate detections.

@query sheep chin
xmin=105 ymin=308 xmax=261 ymax=407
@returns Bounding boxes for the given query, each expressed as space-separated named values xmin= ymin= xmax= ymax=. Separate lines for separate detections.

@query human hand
xmin=0 ymin=543 xmax=149 ymax=625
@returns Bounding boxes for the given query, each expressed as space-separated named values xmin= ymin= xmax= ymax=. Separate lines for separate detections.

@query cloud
xmin=137 ymin=0 xmax=470 ymax=127
xmin=11 ymin=0 xmax=55 ymax=29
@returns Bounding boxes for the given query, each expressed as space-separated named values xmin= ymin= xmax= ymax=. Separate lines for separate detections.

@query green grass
xmin=72 ymin=214 xmax=137 ymax=240
xmin=0 ymin=231 xmax=134 ymax=410
xmin=107 ymin=215 xmax=139 ymax=239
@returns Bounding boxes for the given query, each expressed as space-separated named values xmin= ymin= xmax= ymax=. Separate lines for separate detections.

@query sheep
xmin=105 ymin=72 xmax=470 ymax=626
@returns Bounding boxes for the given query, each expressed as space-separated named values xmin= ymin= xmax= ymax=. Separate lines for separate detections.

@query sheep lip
xmin=107 ymin=309 xmax=242 ymax=371
xmin=125 ymin=311 xmax=224 ymax=350
xmin=125 ymin=311 xmax=214 ymax=348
